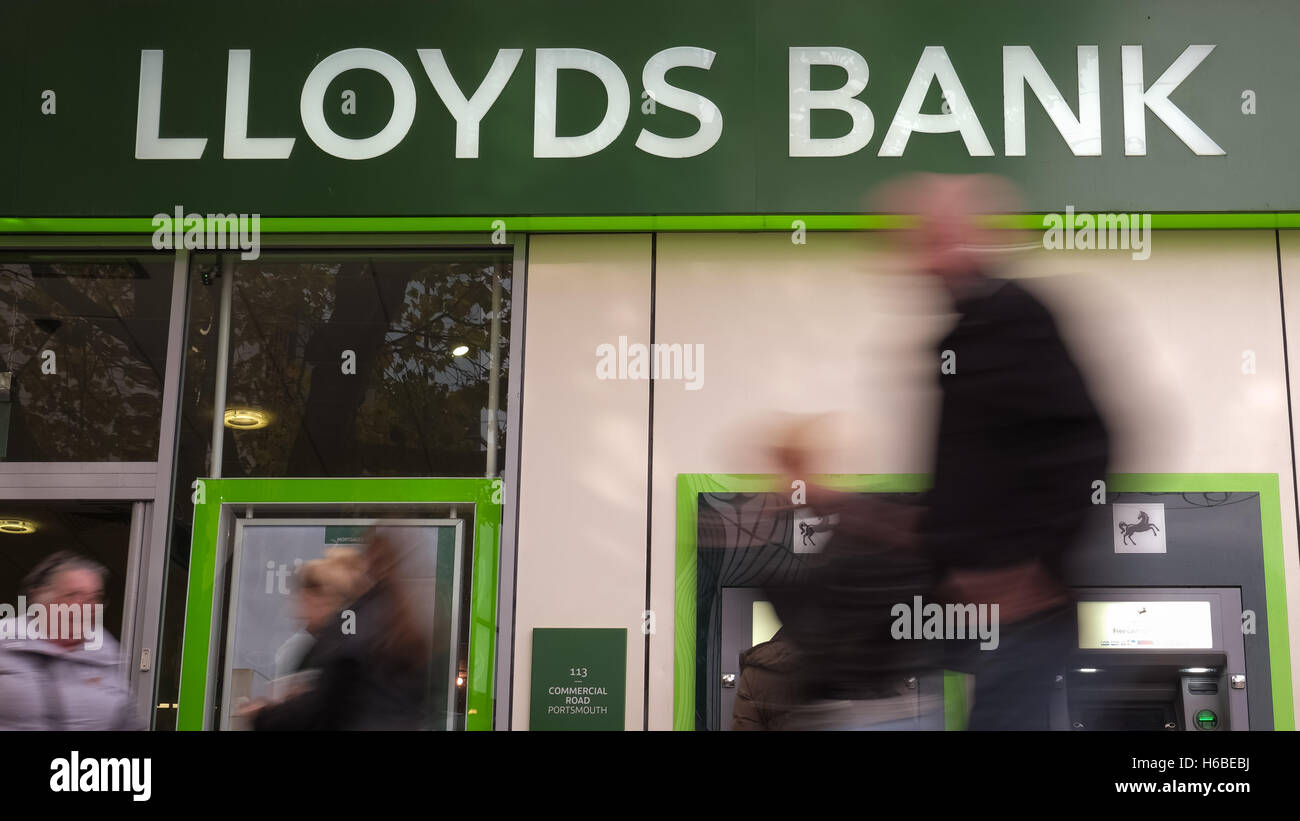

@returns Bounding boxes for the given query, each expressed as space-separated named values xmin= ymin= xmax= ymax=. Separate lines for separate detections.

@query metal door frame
xmin=0 ymin=243 xmax=189 ymax=726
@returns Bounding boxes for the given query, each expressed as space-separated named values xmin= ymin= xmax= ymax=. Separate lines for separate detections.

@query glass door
xmin=218 ymin=518 xmax=464 ymax=730
xmin=0 ymin=498 xmax=157 ymax=728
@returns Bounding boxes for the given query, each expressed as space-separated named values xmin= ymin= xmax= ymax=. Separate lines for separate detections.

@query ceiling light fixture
xmin=0 ymin=519 xmax=37 ymax=534
xmin=224 ymin=407 xmax=272 ymax=430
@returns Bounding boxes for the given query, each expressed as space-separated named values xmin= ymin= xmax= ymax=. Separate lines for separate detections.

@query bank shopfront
xmin=0 ymin=0 xmax=1297 ymax=731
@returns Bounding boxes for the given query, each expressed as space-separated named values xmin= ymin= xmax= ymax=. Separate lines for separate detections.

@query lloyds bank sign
xmin=1 ymin=0 xmax=1296 ymax=217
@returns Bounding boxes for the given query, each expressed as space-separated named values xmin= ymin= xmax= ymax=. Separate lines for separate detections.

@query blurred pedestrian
xmin=731 ymin=628 xmax=801 ymax=730
xmin=766 ymin=416 xmax=941 ymax=730
xmin=0 ymin=551 xmax=144 ymax=730
xmin=249 ymin=529 xmax=431 ymax=730
xmin=878 ymin=173 xmax=1110 ymax=730
xmin=266 ymin=548 xmax=364 ymax=704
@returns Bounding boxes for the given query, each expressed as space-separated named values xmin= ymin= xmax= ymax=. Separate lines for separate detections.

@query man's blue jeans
xmin=964 ymin=603 xmax=1075 ymax=731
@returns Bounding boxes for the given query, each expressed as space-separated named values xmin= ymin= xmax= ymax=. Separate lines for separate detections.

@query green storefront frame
xmin=176 ymin=477 xmax=503 ymax=731
xmin=674 ymin=472 xmax=1295 ymax=731
xmin=4 ymin=214 xmax=1300 ymax=234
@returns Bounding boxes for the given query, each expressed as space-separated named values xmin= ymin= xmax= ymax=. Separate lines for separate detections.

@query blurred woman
xmin=251 ymin=529 xmax=431 ymax=730
xmin=268 ymin=549 xmax=363 ymax=702
xmin=340 ymin=528 xmax=432 ymax=729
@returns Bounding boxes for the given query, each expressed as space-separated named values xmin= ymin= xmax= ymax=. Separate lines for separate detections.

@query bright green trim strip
xmin=176 ymin=477 xmax=502 ymax=731
xmin=4 ymin=213 xmax=1300 ymax=235
xmin=673 ymin=472 xmax=1294 ymax=731
xmin=943 ymin=671 xmax=968 ymax=731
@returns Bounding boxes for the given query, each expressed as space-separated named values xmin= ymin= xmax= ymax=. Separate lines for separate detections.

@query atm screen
xmin=752 ymin=601 xmax=781 ymax=647
xmin=1078 ymin=601 xmax=1214 ymax=649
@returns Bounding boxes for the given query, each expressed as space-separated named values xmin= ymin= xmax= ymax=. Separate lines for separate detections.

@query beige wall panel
xmin=512 ymin=234 xmax=651 ymax=729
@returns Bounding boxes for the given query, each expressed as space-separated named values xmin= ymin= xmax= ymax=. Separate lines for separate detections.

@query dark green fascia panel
xmin=176 ymin=477 xmax=502 ymax=731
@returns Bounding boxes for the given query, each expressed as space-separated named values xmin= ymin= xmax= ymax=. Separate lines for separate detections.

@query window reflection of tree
xmin=221 ymin=256 xmax=510 ymax=478
xmin=0 ymin=260 xmax=169 ymax=461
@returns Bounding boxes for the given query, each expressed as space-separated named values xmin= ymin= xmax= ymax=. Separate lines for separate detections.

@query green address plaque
xmin=530 ymin=628 xmax=627 ymax=731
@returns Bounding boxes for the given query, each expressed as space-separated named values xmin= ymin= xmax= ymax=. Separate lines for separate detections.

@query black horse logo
xmin=797 ymin=517 xmax=836 ymax=547
xmin=1118 ymin=510 xmax=1160 ymax=546
xmin=799 ymin=521 xmax=817 ymax=546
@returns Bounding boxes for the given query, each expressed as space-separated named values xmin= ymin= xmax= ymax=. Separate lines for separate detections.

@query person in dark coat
xmin=882 ymin=173 xmax=1111 ymax=730
xmin=767 ymin=418 xmax=941 ymax=730
xmin=732 ymin=628 xmax=801 ymax=731
xmin=250 ymin=530 xmax=431 ymax=731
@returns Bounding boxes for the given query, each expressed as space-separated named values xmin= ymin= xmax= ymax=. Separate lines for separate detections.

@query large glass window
xmin=199 ymin=250 xmax=512 ymax=477
xmin=0 ymin=254 xmax=174 ymax=462
xmin=155 ymin=247 xmax=512 ymax=729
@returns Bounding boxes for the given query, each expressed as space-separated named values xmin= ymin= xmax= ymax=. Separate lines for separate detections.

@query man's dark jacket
xmin=921 ymin=275 xmax=1110 ymax=581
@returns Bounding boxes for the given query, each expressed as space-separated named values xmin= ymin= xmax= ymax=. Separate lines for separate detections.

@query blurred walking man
xmin=881 ymin=174 xmax=1111 ymax=730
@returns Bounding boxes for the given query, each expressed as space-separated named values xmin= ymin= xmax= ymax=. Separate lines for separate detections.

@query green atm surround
xmin=176 ymin=477 xmax=503 ymax=731
xmin=674 ymin=472 xmax=1295 ymax=731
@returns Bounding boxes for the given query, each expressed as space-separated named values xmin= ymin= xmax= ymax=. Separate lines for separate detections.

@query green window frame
xmin=6 ymin=214 xmax=1300 ymax=234
xmin=177 ymin=476 xmax=502 ymax=731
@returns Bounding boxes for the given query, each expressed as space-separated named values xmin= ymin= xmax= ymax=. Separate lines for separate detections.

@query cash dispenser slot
xmin=1051 ymin=590 xmax=1246 ymax=731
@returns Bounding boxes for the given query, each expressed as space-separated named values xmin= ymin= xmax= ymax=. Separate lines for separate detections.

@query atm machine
xmin=698 ymin=492 xmax=946 ymax=731
xmin=718 ymin=586 xmax=946 ymax=730
xmin=1047 ymin=488 xmax=1278 ymax=731
xmin=691 ymin=486 xmax=1278 ymax=732
xmin=1052 ymin=588 xmax=1247 ymax=731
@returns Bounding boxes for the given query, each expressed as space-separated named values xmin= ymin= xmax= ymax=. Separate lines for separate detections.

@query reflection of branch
xmin=0 ymin=270 xmax=18 ymax=368
xmin=371 ymin=271 xmax=434 ymax=469
xmin=379 ymin=311 xmax=454 ymax=346
xmin=0 ymin=266 xmax=35 ymax=286
xmin=28 ymin=262 xmax=165 ymax=389
xmin=1175 ymin=492 xmax=1252 ymax=509
xmin=87 ymin=340 xmax=130 ymax=410
xmin=233 ymin=281 xmax=326 ymax=472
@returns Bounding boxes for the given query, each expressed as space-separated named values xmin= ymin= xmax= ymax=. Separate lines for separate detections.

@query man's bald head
xmin=870 ymin=172 xmax=1022 ymax=282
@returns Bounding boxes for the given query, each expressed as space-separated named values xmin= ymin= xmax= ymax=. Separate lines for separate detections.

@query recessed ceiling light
xmin=0 ymin=519 xmax=37 ymax=535
xmin=224 ymin=407 xmax=272 ymax=430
